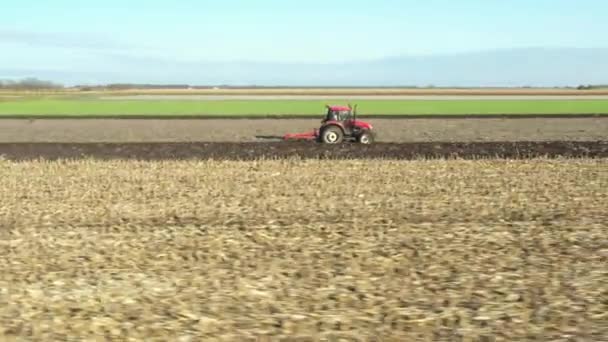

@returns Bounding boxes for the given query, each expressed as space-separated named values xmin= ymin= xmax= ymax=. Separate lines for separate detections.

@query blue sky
xmin=1 ymin=0 xmax=607 ymax=85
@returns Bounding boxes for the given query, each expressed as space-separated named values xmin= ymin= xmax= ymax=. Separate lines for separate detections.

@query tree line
xmin=0 ymin=78 xmax=64 ymax=90
xmin=1 ymin=78 xmax=607 ymax=90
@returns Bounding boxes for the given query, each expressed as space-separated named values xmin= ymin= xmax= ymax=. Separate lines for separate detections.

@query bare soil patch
xmin=1 ymin=118 xmax=607 ymax=143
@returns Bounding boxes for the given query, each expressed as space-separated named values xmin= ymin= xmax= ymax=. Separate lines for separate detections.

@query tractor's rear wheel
xmin=321 ymin=126 xmax=344 ymax=144
xmin=357 ymin=130 xmax=374 ymax=144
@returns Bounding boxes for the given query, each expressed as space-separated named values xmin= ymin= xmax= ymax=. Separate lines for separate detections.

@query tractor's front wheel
xmin=321 ymin=126 xmax=344 ymax=144
xmin=357 ymin=130 xmax=374 ymax=144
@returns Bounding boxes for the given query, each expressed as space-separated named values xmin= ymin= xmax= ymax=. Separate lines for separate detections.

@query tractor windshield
xmin=326 ymin=109 xmax=351 ymax=121
xmin=339 ymin=110 xmax=352 ymax=121
xmin=325 ymin=109 xmax=337 ymax=121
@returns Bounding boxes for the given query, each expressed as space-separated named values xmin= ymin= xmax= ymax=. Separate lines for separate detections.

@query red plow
xmin=283 ymin=128 xmax=319 ymax=141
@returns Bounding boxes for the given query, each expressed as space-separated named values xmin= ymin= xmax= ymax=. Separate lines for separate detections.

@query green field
xmin=1 ymin=98 xmax=608 ymax=116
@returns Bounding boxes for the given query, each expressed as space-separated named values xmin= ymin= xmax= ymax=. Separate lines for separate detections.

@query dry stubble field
xmin=1 ymin=158 xmax=607 ymax=341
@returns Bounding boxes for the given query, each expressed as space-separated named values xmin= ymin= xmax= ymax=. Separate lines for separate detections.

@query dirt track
xmin=1 ymin=141 xmax=606 ymax=161
xmin=2 ymin=117 xmax=607 ymax=143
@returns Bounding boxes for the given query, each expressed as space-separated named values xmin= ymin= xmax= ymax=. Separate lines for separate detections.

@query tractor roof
xmin=327 ymin=105 xmax=351 ymax=111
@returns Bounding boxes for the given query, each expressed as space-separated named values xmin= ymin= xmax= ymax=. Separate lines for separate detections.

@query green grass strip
xmin=1 ymin=99 xmax=608 ymax=116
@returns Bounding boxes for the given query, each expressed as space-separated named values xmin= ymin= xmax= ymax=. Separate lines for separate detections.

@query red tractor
xmin=284 ymin=104 xmax=375 ymax=144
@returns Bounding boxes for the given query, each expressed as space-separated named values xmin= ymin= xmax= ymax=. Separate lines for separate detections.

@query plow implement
xmin=283 ymin=129 xmax=319 ymax=141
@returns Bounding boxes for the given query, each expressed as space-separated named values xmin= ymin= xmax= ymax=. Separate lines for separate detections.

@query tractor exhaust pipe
xmin=348 ymin=103 xmax=357 ymax=121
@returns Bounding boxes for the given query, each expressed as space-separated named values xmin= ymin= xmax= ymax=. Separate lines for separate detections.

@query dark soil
xmin=1 ymin=141 xmax=606 ymax=161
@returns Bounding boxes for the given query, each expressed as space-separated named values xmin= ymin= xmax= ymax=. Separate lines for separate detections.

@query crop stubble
xmin=0 ymin=158 xmax=606 ymax=341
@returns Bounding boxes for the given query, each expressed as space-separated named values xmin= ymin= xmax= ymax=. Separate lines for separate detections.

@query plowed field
xmin=0 ymin=141 xmax=607 ymax=161
xmin=1 ymin=115 xmax=606 ymax=341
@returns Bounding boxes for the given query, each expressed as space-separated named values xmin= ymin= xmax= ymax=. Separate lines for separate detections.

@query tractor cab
xmin=324 ymin=105 xmax=353 ymax=123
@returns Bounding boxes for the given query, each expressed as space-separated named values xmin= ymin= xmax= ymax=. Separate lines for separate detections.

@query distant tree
xmin=105 ymin=83 xmax=191 ymax=90
xmin=0 ymin=78 xmax=63 ymax=90
xmin=0 ymin=79 xmax=16 ymax=89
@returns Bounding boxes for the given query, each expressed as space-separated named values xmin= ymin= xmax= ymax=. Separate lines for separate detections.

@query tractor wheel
xmin=357 ymin=130 xmax=374 ymax=144
xmin=321 ymin=126 xmax=344 ymax=144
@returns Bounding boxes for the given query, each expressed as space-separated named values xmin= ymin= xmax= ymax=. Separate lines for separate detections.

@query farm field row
xmin=1 ymin=158 xmax=605 ymax=340
xmin=1 ymin=99 xmax=608 ymax=116
xmin=2 ymin=117 xmax=606 ymax=143
xmin=0 ymin=141 xmax=607 ymax=161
